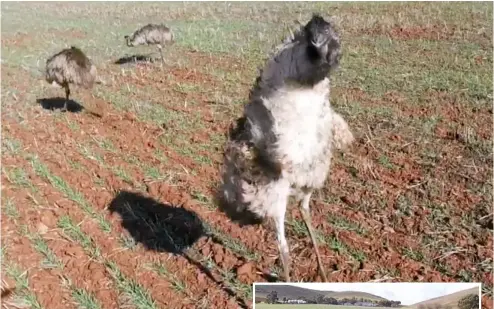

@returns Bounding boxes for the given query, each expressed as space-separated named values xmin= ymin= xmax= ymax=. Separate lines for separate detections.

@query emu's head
xmin=67 ymin=46 xmax=91 ymax=68
xmin=304 ymin=14 xmax=341 ymax=69
xmin=124 ymin=35 xmax=133 ymax=47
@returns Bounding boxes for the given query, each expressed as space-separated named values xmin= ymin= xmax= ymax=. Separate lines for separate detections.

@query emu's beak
xmin=311 ymin=40 xmax=324 ymax=48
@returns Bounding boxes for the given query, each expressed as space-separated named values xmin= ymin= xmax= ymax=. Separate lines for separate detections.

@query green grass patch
xmin=327 ymin=235 xmax=367 ymax=263
xmin=29 ymin=155 xmax=112 ymax=233
xmin=1 ymin=137 xmax=22 ymax=155
xmin=29 ymin=234 xmax=62 ymax=269
xmin=2 ymin=197 xmax=19 ymax=220
xmin=10 ymin=213 xmax=104 ymax=309
xmin=105 ymin=261 xmax=158 ymax=309
xmin=56 ymin=216 xmax=158 ymax=309
xmin=57 ymin=215 xmax=102 ymax=258
xmin=2 ymin=166 xmax=37 ymax=191
xmin=148 ymin=262 xmax=188 ymax=294
xmin=402 ymin=247 xmax=425 ymax=262
xmin=2 ymin=261 xmax=44 ymax=309
xmin=69 ymin=286 xmax=102 ymax=309
xmin=203 ymin=223 xmax=259 ymax=261
xmin=196 ymin=251 xmax=252 ymax=301
xmin=327 ymin=215 xmax=367 ymax=235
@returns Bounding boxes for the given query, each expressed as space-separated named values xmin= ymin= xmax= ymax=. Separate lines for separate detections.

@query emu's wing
xmin=227 ymin=116 xmax=282 ymax=184
xmin=330 ymin=110 xmax=354 ymax=151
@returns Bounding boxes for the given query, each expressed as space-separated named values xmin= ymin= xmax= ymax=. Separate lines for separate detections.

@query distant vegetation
xmin=255 ymin=285 xmax=387 ymax=304
xmin=457 ymin=294 xmax=479 ymax=309
xmin=416 ymin=297 xmax=480 ymax=309
xmin=260 ymin=290 xmax=401 ymax=306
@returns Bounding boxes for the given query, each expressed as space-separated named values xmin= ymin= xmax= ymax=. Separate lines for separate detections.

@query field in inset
xmin=1 ymin=2 xmax=492 ymax=309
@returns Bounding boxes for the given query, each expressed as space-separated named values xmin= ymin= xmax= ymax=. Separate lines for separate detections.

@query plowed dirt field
xmin=1 ymin=2 xmax=492 ymax=309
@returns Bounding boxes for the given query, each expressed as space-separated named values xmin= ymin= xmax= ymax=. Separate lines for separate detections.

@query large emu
xmin=219 ymin=14 xmax=354 ymax=282
xmin=124 ymin=24 xmax=175 ymax=67
xmin=45 ymin=46 xmax=97 ymax=112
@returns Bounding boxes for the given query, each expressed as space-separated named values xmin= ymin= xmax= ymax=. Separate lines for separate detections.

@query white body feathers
xmin=227 ymin=77 xmax=351 ymax=220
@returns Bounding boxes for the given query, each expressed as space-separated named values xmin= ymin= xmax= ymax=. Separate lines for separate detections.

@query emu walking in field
xmin=124 ymin=24 xmax=174 ymax=67
xmin=45 ymin=46 xmax=97 ymax=112
xmin=219 ymin=14 xmax=354 ymax=282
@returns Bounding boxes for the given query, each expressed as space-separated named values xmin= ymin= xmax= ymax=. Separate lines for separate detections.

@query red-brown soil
xmin=1 ymin=184 xmax=79 ymax=309
xmin=2 ymin=113 xmax=249 ymax=308
xmin=366 ymin=24 xmax=492 ymax=47
xmin=1 ymin=46 xmax=492 ymax=309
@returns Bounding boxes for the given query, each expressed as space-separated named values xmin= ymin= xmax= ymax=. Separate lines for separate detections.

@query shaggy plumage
xmin=125 ymin=24 xmax=175 ymax=66
xmin=219 ymin=14 xmax=354 ymax=282
xmin=45 ymin=46 xmax=97 ymax=111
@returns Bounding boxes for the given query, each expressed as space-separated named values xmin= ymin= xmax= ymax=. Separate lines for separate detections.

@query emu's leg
xmin=157 ymin=44 xmax=164 ymax=69
xmin=299 ymin=189 xmax=328 ymax=282
xmin=63 ymin=84 xmax=70 ymax=112
xmin=274 ymin=192 xmax=290 ymax=282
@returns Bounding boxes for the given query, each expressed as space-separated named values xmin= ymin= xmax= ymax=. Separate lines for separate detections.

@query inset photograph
xmin=254 ymin=283 xmax=481 ymax=309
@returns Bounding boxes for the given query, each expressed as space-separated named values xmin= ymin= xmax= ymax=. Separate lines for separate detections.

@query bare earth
xmin=1 ymin=2 xmax=492 ymax=309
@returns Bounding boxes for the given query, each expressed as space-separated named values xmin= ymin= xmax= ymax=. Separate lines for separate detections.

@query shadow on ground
xmin=108 ymin=190 xmax=249 ymax=308
xmin=114 ymin=54 xmax=155 ymax=65
xmin=36 ymin=97 xmax=84 ymax=113
xmin=108 ymin=190 xmax=204 ymax=253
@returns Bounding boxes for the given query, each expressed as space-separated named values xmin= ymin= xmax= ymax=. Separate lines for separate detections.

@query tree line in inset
xmin=260 ymin=291 xmax=479 ymax=308
xmin=417 ymin=294 xmax=480 ymax=309
xmin=263 ymin=290 xmax=401 ymax=306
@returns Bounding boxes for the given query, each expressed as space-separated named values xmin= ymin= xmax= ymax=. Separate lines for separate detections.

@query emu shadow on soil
xmin=108 ymin=190 xmax=203 ymax=253
xmin=37 ymin=97 xmax=84 ymax=113
xmin=114 ymin=54 xmax=156 ymax=65
xmin=108 ymin=190 xmax=249 ymax=308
